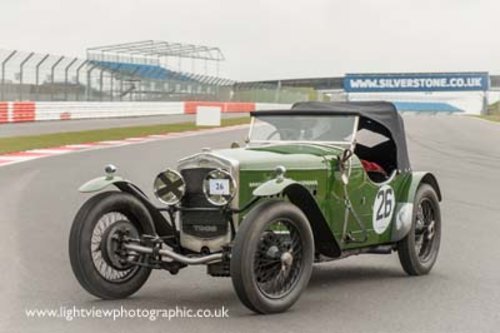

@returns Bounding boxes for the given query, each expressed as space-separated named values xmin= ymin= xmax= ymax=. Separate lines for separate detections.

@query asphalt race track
xmin=1 ymin=116 xmax=499 ymax=332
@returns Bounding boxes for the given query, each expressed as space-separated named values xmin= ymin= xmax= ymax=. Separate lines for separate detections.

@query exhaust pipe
xmin=124 ymin=243 xmax=223 ymax=265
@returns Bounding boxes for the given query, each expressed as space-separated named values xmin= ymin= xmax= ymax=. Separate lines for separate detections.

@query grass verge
xmin=0 ymin=117 xmax=250 ymax=154
xmin=477 ymin=115 xmax=500 ymax=123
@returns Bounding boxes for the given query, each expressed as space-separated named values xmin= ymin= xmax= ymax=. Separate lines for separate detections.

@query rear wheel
xmin=69 ymin=191 xmax=153 ymax=299
xmin=230 ymin=200 xmax=314 ymax=314
xmin=397 ymin=184 xmax=441 ymax=275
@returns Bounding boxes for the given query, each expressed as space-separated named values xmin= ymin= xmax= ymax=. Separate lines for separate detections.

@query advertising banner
xmin=344 ymin=73 xmax=489 ymax=92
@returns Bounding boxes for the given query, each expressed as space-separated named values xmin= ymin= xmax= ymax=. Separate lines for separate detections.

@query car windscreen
xmin=249 ymin=115 xmax=357 ymax=144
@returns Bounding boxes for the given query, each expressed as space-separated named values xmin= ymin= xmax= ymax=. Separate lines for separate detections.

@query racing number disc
xmin=372 ymin=185 xmax=395 ymax=234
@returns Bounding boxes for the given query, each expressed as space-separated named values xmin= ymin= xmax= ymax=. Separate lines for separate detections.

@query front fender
xmin=252 ymin=178 xmax=341 ymax=258
xmin=252 ymin=178 xmax=297 ymax=196
xmin=284 ymin=183 xmax=341 ymax=258
xmin=79 ymin=175 xmax=126 ymax=193
xmin=78 ymin=175 xmax=174 ymax=239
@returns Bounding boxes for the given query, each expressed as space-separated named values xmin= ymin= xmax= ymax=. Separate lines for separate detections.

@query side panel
xmin=237 ymin=161 xmax=441 ymax=253
xmin=325 ymin=155 xmax=411 ymax=250
xmin=239 ymin=169 xmax=326 ymax=208
xmin=239 ymin=168 xmax=343 ymax=257
xmin=323 ymin=166 xmax=441 ymax=248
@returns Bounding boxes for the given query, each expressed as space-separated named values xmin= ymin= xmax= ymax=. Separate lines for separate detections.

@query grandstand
xmin=87 ymin=40 xmax=233 ymax=85
xmin=0 ymin=41 xmax=237 ymax=102
xmin=84 ymin=40 xmax=236 ymax=101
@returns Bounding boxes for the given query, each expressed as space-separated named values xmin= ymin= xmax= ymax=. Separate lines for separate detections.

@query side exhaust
xmin=124 ymin=243 xmax=223 ymax=265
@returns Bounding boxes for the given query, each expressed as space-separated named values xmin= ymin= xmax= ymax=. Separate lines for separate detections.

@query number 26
xmin=376 ymin=188 xmax=393 ymax=221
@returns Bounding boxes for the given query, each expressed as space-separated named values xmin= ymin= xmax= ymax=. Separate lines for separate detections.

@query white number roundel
xmin=372 ymin=185 xmax=395 ymax=235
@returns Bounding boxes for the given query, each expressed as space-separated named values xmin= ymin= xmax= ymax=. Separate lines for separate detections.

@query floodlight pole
xmin=1 ymin=50 xmax=17 ymax=101
xmin=19 ymin=52 xmax=35 ymax=101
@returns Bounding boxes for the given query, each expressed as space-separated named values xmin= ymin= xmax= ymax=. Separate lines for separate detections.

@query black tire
xmin=69 ymin=191 xmax=153 ymax=299
xmin=230 ymin=200 xmax=314 ymax=314
xmin=397 ymin=184 xmax=441 ymax=276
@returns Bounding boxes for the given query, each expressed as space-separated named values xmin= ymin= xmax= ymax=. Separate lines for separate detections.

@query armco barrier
xmin=184 ymin=101 xmax=256 ymax=114
xmin=34 ymin=102 xmax=185 ymax=121
xmin=0 ymin=101 xmax=290 ymax=123
xmin=0 ymin=102 xmax=7 ymax=123
xmin=13 ymin=102 xmax=36 ymax=122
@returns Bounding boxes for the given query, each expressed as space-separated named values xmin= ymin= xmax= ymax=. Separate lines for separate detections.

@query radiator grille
xmin=180 ymin=168 xmax=228 ymax=238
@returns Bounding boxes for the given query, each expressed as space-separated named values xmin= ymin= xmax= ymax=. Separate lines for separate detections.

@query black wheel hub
xmin=90 ymin=212 xmax=141 ymax=283
xmin=100 ymin=220 xmax=138 ymax=271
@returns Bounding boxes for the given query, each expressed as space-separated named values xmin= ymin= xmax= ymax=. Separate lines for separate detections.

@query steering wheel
xmin=266 ymin=129 xmax=297 ymax=141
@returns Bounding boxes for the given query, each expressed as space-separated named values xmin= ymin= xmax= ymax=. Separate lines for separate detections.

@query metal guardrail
xmin=0 ymin=101 xmax=288 ymax=123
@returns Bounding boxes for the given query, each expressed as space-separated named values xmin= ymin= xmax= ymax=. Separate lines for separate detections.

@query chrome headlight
xmin=202 ymin=169 xmax=237 ymax=206
xmin=153 ymin=169 xmax=186 ymax=205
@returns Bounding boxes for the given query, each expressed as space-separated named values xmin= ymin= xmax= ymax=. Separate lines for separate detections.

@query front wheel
xmin=230 ymin=200 xmax=314 ymax=314
xmin=69 ymin=191 xmax=153 ymax=299
xmin=397 ymin=184 xmax=441 ymax=275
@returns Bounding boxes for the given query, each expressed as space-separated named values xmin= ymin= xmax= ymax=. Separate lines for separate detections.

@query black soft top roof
xmin=250 ymin=101 xmax=411 ymax=170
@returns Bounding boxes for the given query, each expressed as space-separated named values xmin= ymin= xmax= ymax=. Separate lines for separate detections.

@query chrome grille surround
xmin=176 ymin=152 xmax=240 ymax=253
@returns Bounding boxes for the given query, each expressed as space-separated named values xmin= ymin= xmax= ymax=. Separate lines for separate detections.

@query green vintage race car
xmin=69 ymin=101 xmax=442 ymax=314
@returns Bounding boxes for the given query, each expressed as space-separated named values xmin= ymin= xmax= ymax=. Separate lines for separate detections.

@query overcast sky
xmin=0 ymin=0 xmax=499 ymax=81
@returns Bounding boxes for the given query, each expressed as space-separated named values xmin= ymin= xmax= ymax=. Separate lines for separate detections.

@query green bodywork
xmin=210 ymin=143 xmax=440 ymax=251
xmin=79 ymin=142 xmax=440 ymax=256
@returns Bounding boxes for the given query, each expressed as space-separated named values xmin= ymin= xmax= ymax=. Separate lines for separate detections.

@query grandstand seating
xmin=90 ymin=60 xmax=195 ymax=82
xmin=90 ymin=60 xmax=234 ymax=87
xmin=393 ymin=101 xmax=463 ymax=113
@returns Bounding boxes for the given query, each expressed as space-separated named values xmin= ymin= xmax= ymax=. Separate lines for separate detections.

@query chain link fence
xmin=0 ymin=49 xmax=315 ymax=103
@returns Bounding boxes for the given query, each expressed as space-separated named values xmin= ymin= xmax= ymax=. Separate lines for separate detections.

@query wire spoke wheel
xmin=230 ymin=200 xmax=314 ymax=314
xmin=254 ymin=219 xmax=304 ymax=298
xmin=414 ymin=198 xmax=437 ymax=263
xmin=90 ymin=212 xmax=140 ymax=283
xmin=397 ymin=184 xmax=441 ymax=276
xmin=70 ymin=192 xmax=153 ymax=299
